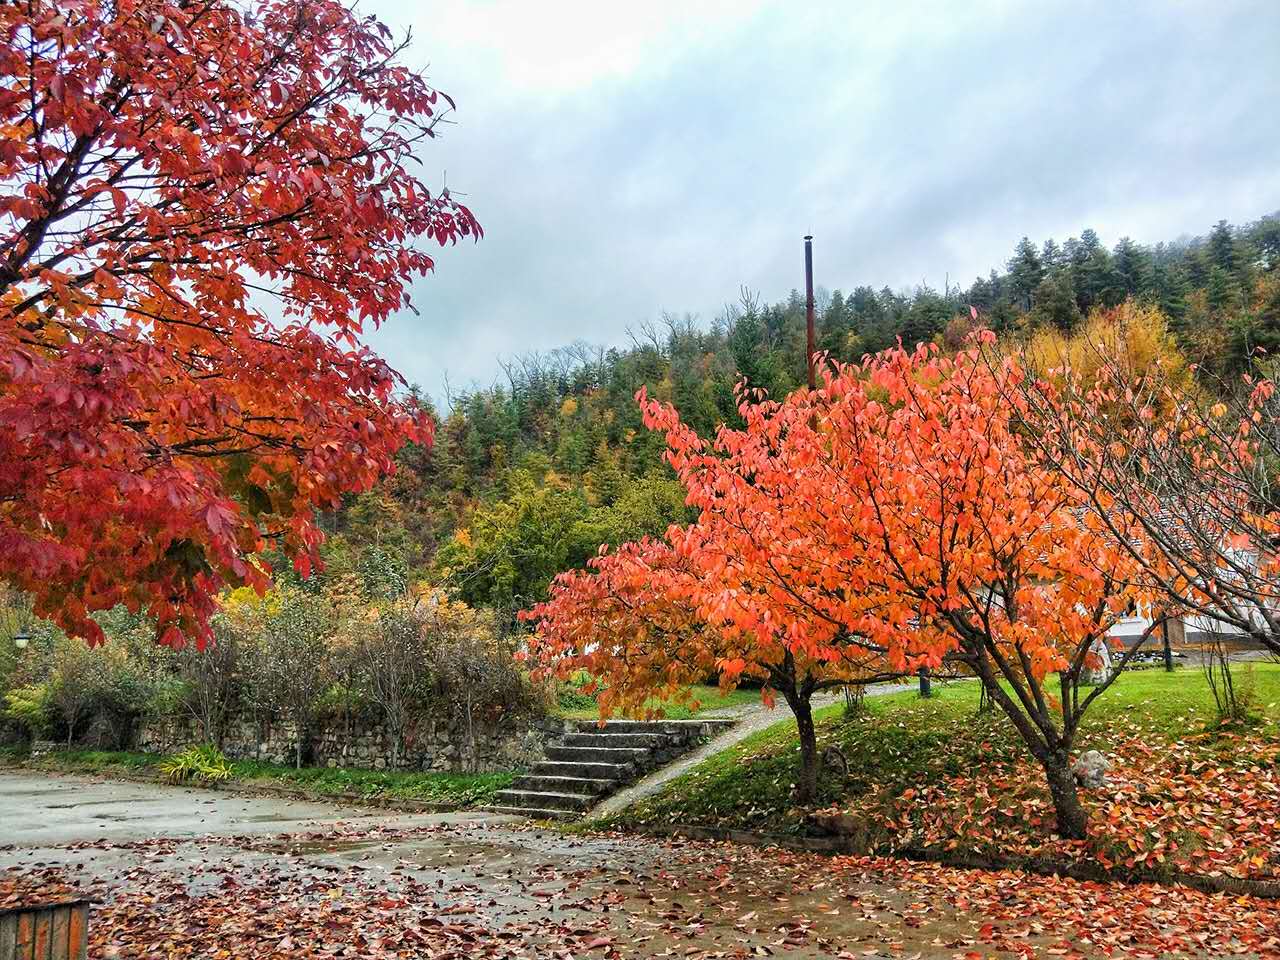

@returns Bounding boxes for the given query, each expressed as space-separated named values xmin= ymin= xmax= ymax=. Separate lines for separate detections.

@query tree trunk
xmin=1043 ymin=752 xmax=1088 ymax=839
xmin=917 ymin=667 xmax=932 ymax=698
xmin=1161 ymin=620 xmax=1174 ymax=672
xmin=966 ymin=653 xmax=1088 ymax=840
xmin=788 ymin=693 xmax=819 ymax=804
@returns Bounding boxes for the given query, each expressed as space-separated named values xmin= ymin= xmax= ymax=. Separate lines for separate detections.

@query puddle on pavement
xmin=259 ymin=838 xmax=382 ymax=855
xmin=48 ymin=798 xmax=163 ymax=810
xmin=239 ymin=814 xmax=310 ymax=824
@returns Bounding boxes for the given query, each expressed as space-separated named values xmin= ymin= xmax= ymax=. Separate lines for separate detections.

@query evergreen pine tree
xmin=1112 ymin=237 xmax=1155 ymax=299
xmin=1007 ymin=237 xmax=1044 ymax=311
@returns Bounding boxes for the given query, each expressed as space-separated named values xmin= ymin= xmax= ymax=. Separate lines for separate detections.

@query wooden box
xmin=0 ymin=900 xmax=90 ymax=960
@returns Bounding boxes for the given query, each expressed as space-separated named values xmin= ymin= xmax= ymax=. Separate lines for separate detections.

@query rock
xmin=811 ymin=812 xmax=863 ymax=836
xmin=1072 ymin=750 xmax=1111 ymax=788
xmin=1079 ymin=638 xmax=1115 ymax=686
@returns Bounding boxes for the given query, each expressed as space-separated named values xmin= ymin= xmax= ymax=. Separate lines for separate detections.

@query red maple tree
xmin=0 ymin=0 xmax=480 ymax=647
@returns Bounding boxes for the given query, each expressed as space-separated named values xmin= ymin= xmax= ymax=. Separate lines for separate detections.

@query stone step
xmin=493 ymin=789 xmax=596 ymax=812
xmin=510 ymin=775 xmax=615 ymax=795
xmin=545 ymin=744 xmax=650 ymax=764
xmin=480 ymin=805 xmax=579 ymax=821
xmin=560 ymin=732 xmax=667 ymax=749
xmin=492 ymin=716 xmax=740 ymax=821
xmin=533 ymin=759 xmax=633 ymax=780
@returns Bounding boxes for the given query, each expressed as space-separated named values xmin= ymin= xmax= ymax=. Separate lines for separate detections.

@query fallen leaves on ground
xmin=831 ymin=727 xmax=1280 ymax=882
xmin=4 ymin=821 xmax=1279 ymax=959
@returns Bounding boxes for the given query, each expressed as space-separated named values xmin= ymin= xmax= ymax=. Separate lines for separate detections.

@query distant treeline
xmin=319 ymin=213 xmax=1280 ymax=612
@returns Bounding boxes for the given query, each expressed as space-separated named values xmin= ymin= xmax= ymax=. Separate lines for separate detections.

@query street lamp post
xmin=804 ymin=235 xmax=816 ymax=391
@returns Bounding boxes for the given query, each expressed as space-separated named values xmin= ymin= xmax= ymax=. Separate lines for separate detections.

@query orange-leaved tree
xmin=527 ymin=335 xmax=1158 ymax=834
xmin=0 ymin=1 xmax=480 ymax=647
xmin=813 ymin=336 xmax=1160 ymax=838
xmin=525 ymin=377 xmax=916 ymax=804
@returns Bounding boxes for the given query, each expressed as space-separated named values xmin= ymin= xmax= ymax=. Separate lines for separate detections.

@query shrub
xmin=236 ymin=589 xmax=337 ymax=768
xmin=176 ymin=613 xmax=242 ymax=748
xmin=3 ymin=683 xmax=52 ymax=740
xmin=1202 ymin=637 xmax=1260 ymax=728
xmin=354 ymin=602 xmax=432 ymax=768
xmin=160 ymin=744 xmax=233 ymax=785
xmin=421 ymin=590 xmax=539 ymax=726
xmin=556 ymin=678 xmax=598 ymax=713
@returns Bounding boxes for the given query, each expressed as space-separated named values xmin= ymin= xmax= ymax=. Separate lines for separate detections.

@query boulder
xmin=811 ymin=812 xmax=862 ymax=836
xmin=1079 ymin=638 xmax=1115 ymax=686
xmin=1072 ymin=750 xmax=1111 ymax=788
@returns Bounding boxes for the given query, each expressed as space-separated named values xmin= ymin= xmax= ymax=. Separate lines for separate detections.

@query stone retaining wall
xmin=139 ymin=710 xmax=566 ymax=773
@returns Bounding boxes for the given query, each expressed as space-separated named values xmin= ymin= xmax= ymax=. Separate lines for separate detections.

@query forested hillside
xmin=323 ymin=213 xmax=1280 ymax=616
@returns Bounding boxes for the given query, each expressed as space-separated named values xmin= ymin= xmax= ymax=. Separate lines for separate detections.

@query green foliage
xmin=0 ymin=586 xmax=34 ymax=687
xmin=433 ymin=470 xmax=590 ymax=609
xmin=5 ymin=748 xmax=160 ymax=773
xmin=555 ymin=680 xmax=599 ymax=714
xmin=435 ymin=468 xmax=691 ymax=611
xmin=4 ymin=683 xmax=51 ymax=738
xmin=226 ymin=760 xmax=513 ymax=806
xmin=554 ymin=681 xmax=761 ymax=720
xmin=160 ymin=744 xmax=233 ymax=784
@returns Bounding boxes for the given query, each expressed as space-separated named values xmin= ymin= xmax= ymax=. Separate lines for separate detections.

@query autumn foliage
xmin=1013 ymin=305 xmax=1280 ymax=662
xmin=0 ymin=1 xmax=480 ymax=647
xmin=526 ymin=335 xmax=1157 ymax=831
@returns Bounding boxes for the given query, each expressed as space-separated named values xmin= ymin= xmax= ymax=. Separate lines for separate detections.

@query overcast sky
xmin=357 ymin=0 xmax=1280 ymax=404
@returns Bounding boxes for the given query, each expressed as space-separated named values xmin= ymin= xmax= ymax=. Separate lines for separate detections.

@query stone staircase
xmin=485 ymin=718 xmax=735 ymax=819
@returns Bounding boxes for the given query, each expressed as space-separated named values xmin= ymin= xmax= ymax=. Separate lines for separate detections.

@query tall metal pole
xmin=803 ymin=235 xmax=816 ymax=391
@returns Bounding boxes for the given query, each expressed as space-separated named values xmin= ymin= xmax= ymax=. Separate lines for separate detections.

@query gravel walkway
xmin=589 ymin=680 xmax=916 ymax=819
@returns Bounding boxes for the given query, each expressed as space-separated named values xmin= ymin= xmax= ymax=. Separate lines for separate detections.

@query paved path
xmin=1 ymin=769 xmax=1260 ymax=958
xmin=591 ymin=681 xmax=916 ymax=819
xmin=0 ymin=770 xmax=992 ymax=959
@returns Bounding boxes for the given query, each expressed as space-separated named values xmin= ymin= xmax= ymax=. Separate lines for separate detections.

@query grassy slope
xmin=607 ymin=663 xmax=1280 ymax=843
xmin=0 ymin=747 xmax=513 ymax=807
xmin=555 ymin=683 xmax=763 ymax=720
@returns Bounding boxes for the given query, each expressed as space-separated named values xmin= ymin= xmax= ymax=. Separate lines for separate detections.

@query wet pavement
xmin=0 ymin=771 xmax=994 ymax=958
xmin=2 ymin=771 xmax=1274 ymax=958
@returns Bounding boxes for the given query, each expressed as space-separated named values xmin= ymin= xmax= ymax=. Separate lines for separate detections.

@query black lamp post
xmin=13 ymin=629 xmax=30 ymax=650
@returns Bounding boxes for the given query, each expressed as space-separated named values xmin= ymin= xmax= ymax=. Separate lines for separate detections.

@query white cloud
xmin=354 ymin=0 xmax=1280 ymax=401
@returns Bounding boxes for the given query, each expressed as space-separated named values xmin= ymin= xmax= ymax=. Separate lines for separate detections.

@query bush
xmin=556 ymin=680 xmax=598 ymax=713
xmin=1202 ymin=638 xmax=1261 ymax=728
xmin=421 ymin=591 xmax=540 ymax=726
xmin=236 ymin=589 xmax=336 ymax=768
xmin=2 ymin=583 xmax=545 ymax=765
xmin=3 ymin=683 xmax=52 ymax=740
xmin=353 ymin=602 xmax=432 ymax=768
xmin=160 ymin=744 xmax=233 ymax=785
xmin=175 ymin=613 xmax=242 ymax=748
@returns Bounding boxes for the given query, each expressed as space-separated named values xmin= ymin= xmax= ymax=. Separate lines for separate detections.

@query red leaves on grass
xmin=822 ymin=726 xmax=1280 ymax=884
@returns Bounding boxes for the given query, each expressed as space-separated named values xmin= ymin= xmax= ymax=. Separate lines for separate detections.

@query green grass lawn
xmin=605 ymin=662 xmax=1280 ymax=847
xmin=554 ymin=682 xmax=764 ymax=720
xmin=1 ymin=746 xmax=513 ymax=807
